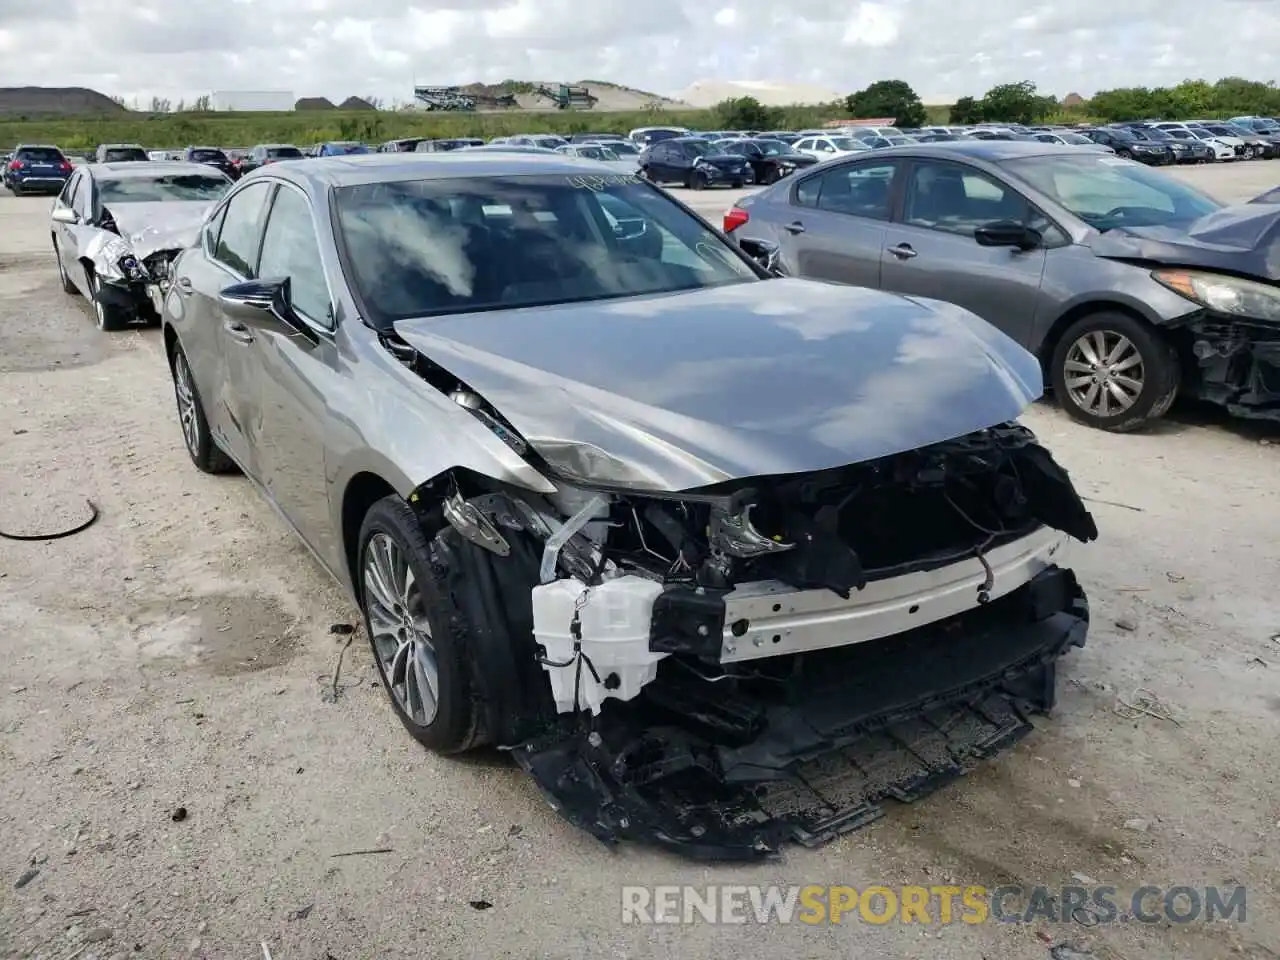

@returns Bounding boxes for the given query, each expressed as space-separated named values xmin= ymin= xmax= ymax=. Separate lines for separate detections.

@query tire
xmin=83 ymin=267 xmax=127 ymax=332
xmin=1243 ymin=146 xmax=1255 ymax=160
xmin=1117 ymin=148 xmax=1133 ymax=160
xmin=169 ymin=343 xmax=237 ymax=474
xmin=10 ymin=184 xmax=22 ymax=197
xmin=52 ymin=239 xmax=76 ymax=294
xmin=358 ymin=495 xmax=487 ymax=754
xmin=688 ymin=169 xmax=706 ymax=190
xmin=1050 ymin=311 xmax=1180 ymax=432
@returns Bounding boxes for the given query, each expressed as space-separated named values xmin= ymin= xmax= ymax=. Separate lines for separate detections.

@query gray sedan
xmin=160 ymin=152 xmax=1096 ymax=857
xmin=728 ymin=140 xmax=1280 ymax=430
xmin=50 ymin=161 xmax=231 ymax=330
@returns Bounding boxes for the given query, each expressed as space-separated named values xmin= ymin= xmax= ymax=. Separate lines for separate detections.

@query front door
xmin=879 ymin=158 xmax=1049 ymax=346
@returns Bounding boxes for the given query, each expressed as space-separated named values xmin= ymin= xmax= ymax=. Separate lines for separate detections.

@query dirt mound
xmin=338 ymin=96 xmax=375 ymax=110
xmin=0 ymin=86 xmax=126 ymax=118
xmin=295 ymin=97 xmax=336 ymax=110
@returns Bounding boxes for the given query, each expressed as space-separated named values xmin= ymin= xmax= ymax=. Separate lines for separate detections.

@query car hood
xmin=1087 ymin=202 xmax=1280 ymax=282
xmin=108 ymin=202 xmax=216 ymax=258
xmin=393 ymin=279 xmax=1044 ymax=492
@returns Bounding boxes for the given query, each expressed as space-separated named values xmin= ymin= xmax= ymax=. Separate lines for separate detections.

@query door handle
xmin=784 ymin=221 xmax=805 ymax=234
xmin=173 ymin=276 xmax=193 ymax=296
xmin=889 ymin=242 xmax=918 ymax=259
xmin=223 ymin=319 xmax=254 ymax=344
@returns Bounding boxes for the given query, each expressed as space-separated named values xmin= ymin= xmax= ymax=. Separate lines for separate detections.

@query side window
xmin=256 ymin=186 xmax=331 ymax=325
xmin=73 ymin=176 xmax=92 ymax=218
xmin=59 ymin=172 xmax=80 ymax=206
xmin=795 ymin=139 xmax=813 ymax=151
xmin=204 ymin=204 xmax=228 ymax=255
xmin=213 ymin=181 xmax=272 ymax=277
xmin=902 ymin=161 xmax=1029 ymax=236
xmin=810 ymin=161 xmax=898 ymax=220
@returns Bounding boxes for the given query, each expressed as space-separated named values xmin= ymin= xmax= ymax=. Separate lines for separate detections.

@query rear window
xmin=103 ymin=148 xmax=148 ymax=162
xmin=266 ymin=147 xmax=303 ymax=159
xmin=18 ymin=147 xmax=65 ymax=163
xmin=190 ymin=149 xmax=227 ymax=162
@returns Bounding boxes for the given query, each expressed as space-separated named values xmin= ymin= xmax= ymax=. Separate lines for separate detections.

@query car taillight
xmin=723 ymin=206 xmax=749 ymax=233
xmin=8 ymin=160 xmax=22 ymax=171
xmin=59 ymin=161 xmax=71 ymax=172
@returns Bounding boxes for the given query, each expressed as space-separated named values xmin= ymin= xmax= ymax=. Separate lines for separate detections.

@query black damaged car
xmin=638 ymin=136 xmax=752 ymax=189
xmin=716 ymin=137 xmax=820 ymax=184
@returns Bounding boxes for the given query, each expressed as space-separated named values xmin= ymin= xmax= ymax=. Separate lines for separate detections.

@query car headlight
xmin=1153 ymin=268 xmax=1280 ymax=322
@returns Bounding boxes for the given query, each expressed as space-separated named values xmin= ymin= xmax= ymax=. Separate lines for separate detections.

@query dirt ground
xmin=1 ymin=164 xmax=1279 ymax=960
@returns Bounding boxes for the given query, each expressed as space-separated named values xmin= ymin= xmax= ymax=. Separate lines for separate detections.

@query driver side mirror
xmin=974 ymin=220 xmax=1042 ymax=251
xmin=51 ymin=205 xmax=79 ymax=225
xmin=218 ymin=277 xmax=318 ymax=343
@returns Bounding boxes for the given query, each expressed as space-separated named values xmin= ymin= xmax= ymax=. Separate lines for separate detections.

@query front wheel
xmin=688 ymin=169 xmax=706 ymax=190
xmin=170 ymin=344 xmax=237 ymax=474
xmin=84 ymin=268 xmax=127 ymax=332
xmin=358 ymin=496 xmax=488 ymax=754
xmin=1050 ymin=312 xmax=1179 ymax=432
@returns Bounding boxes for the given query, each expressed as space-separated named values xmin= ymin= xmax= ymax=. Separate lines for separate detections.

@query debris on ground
xmin=14 ymin=866 xmax=39 ymax=889
xmin=1123 ymin=818 xmax=1150 ymax=832
xmin=469 ymin=900 xmax=493 ymax=911
xmin=287 ymin=903 xmax=314 ymax=921
xmin=0 ymin=497 xmax=100 ymax=541
xmin=329 ymin=847 xmax=393 ymax=858
xmin=171 ymin=806 xmax=188 ymax=822
xmin=1114 ymin=687 xmax=1180 ymax=725
xmin=1114 ymin=617 xmax=1137 ymax=632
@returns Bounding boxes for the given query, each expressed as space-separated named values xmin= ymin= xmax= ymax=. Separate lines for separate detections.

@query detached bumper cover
xmin=516 ymin=564 xmax=1088 ymax=860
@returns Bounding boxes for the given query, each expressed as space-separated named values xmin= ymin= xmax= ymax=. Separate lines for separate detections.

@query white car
xmin=555 ymin=143 xmax=639 ymax=174
xmin=1155 ymin=123 xmax=1242 ymax=159
xmin=1169 ymin=128 xmax=1235 ymax=161
xmin=792 ymin=135 xmax=872 ymax=160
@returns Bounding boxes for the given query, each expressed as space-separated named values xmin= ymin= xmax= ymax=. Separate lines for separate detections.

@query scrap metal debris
xmin=469 ymin=900 xmax=494 ymax=911
xmin=0 ymin=498 xmax=100 ymax=541
xmin=1114 ymin=688 xmax=1181 ymax=726
xmin=329 ymin=847 xmax=393 ymax=858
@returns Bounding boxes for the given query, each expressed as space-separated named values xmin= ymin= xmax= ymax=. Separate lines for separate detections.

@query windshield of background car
xmin=17 ymin=147 xmax=64 ymax=162
xmin=682 ymin=141 xmax=713 ymax=157
xmin=754 ymin=140 xmax=790 ymax=156
xmin=334 ymin=174 xmax=758 ymax=323
xmin=267 ymin=147 xmax=304 ymax=159
xmin=190 ymin=149 xmax=227 ymax=161
xmin=1061 ymin=133 xmax=1091 ymax=144
xmin=533 ymin=137 xmax=567 ymax=149
xmin=829 ymin=137 xmax=863 ymax=150
xmin=573 ymin=146 xmax=618 ymax=161
xmin=103 ymin=148 xmax=148 ymax=161
xmin=330 ymin=143 xmax=370 ymax=154
xmin=1003 ymin=153 xmax=1222 ymax=231
xmin=600 ymin=141 xmax=638 ymax=155
xmin=98 ymin=174 xmax=231 ymax=204
xmin=1205 ymin=126 xmax=1236 ymax=137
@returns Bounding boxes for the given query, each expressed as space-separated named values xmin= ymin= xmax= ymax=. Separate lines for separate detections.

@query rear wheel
xmin=52 ymin=239 xmax=76 ymax=294
xmin=358 ymin=496 xmax=488 ymax=754
xmin=1050 ymin=312 xmax=1179 ymax=432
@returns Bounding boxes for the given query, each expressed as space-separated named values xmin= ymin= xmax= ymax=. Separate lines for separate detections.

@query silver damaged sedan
xmin=161 ymin=152 xmax=1098 ymax=859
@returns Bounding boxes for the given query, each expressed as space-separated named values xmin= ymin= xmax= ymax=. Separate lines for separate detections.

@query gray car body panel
xmin=736 ymin=142 xmax=1215 ymax=358
xmin=393 ymin=278 xmax=1045 ymax=492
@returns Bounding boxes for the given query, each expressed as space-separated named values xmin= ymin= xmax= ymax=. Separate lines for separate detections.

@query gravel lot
xmin=2 ymin=165 xmax=1279 ymax=960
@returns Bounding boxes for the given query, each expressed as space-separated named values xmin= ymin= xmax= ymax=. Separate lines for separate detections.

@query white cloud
xmin=0 ymin=0 xmax=1275 ymax=106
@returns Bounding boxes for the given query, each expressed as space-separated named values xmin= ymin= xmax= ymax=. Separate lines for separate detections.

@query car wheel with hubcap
xmin=358 ymin=495 xmax=487 ymax=754
xmin=1243 ymin=146 xmax=1255 ymax=160
xmin=83 ymin=267 xmax=127 ymax=332
xmin=1050 ymin=311 xmax=1180 ymax=432
xmin=52 ymin=239 xmax=76 ymax=294
xmin=688 ymin=169 xmax=707 ymax=190
xmin=170 ymin=344 xmax=237 ymax=473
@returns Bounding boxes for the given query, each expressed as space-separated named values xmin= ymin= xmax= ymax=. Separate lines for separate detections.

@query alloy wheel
xmin=1063 ymin=330 xmax=1145 ymax=418
xmin=364 ymin=532 xmax=439 ymax=726
xmin=172 ymin=351 xmax=201 ymax=457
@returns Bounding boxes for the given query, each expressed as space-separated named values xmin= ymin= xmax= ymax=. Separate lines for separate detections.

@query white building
xmin=209 ymin=90 xmax=296 ymax=112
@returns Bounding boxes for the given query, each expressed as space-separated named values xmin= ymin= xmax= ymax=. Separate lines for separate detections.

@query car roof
xmin=17 ymin=143 xmax=61 ymax=150
xmin=251 ymin=151 xmax=620 ymax=188
xmin=864 ymin=140 xmax=1083 ymax=162
xmin=90 ymin=160 xmax=228 ymax=179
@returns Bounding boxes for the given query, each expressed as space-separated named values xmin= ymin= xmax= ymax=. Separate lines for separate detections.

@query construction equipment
xmin=413 ymin=86 xmax=477 ymax=111
xmin=534 ymin=84 xmax=599 ymax=110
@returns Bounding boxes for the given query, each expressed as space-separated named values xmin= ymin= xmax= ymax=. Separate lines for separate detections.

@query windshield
xmin=1164 ymin=129 xmax=1192 ymax=139
xmin=753 ymin=140 xmax=790 ymax=156
xmin=98 ymin=174 xmax=230 ymax=204
xmin=572 ymin=145 xmax=619 ymax=161
xmin=683 ymin=140 xmax=713 ymax=157
xmin=1141 ymin=128 xmax=1172 ymax=141
xmin=829 ymin=137 xmax=863 ymax=150
xmin=189 ymin=149 xmax=227 ymax=161
xmin=1060 ymin=133 xmax=1091 ymax=144
xmin=598 ymin=141 xmax=638 ymax=156
xmin=267 ymin=146 xmax=303 ymax=159
xmin=1205 ymin=126 xmax=1236 ymax=137
xmin=533 ymin=137 xmax=567 ymax=149
xmin=1003 ymin=153 xmax=1221 ymax=231
xmin=104 ymin=148 xmax=148 ymax=162
xmin=17 ymin=147 xmax=64 ymax=163
xmin=329 ymin=142 xmax=370 ymax=154
xmin=334 ymin=174 xmax=757 ymax=324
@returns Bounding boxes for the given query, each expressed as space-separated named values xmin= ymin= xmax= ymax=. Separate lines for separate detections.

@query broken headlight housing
xmin=1153 ymin=268 xmax=1280 ymax=322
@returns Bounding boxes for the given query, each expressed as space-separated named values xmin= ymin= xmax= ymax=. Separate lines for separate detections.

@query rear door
xmin=775 ymin=157 xmax=901 ymax=288
xmin=180 ymin=179 xmax=274 ymax=474
xmin=878 ymin=158 xmax=1050 ymax=345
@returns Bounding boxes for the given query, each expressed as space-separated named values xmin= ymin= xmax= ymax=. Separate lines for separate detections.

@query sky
xmin=0 ymin=0 xmax=1276 ymax=106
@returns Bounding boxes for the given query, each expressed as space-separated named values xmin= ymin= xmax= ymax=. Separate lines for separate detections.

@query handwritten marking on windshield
xmin=567 ymin=174 xmax=641 ymax=192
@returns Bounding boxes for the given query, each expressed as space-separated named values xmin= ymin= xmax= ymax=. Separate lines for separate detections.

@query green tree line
xmin=2 ymin=75 xmax=1277 ymax=149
